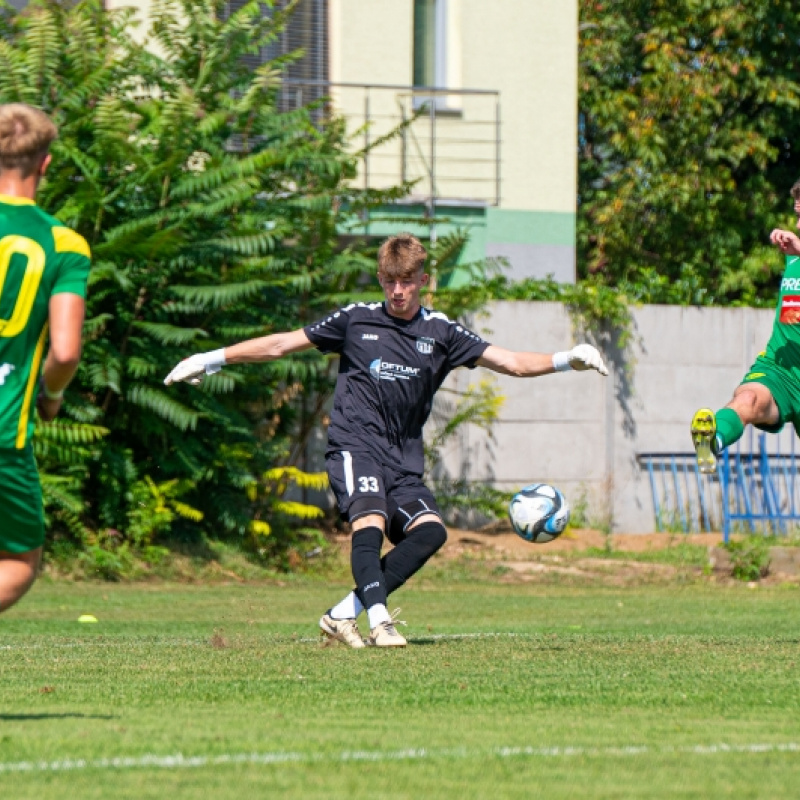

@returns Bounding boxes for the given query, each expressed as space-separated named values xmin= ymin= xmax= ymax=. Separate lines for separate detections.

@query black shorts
xmin=326 ymin=450 xmax=442 ymax=543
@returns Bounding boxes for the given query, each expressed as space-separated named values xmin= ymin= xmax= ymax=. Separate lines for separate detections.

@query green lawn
xmin=1 ymin=578 xmax=800 ymax=798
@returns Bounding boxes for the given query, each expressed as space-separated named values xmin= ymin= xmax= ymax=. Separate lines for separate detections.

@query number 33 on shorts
xmin=358 ymin=476 xmax=379 ymax=493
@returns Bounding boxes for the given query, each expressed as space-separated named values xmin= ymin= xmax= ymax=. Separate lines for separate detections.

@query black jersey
xmin=304 ymin=302 xmax=490 ymax=475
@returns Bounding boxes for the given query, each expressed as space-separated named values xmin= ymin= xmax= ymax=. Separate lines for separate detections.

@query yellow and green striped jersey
xmin=0 ymin=194 xmax=90 ymax=449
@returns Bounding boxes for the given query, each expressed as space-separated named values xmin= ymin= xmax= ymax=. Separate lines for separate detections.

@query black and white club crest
xmin=416 ymin=336 xmax=435 ymax=355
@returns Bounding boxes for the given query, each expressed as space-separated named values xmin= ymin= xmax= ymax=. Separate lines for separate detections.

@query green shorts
xmin=740 ymin=352 xmax=800 ymax=434
xmin=0 ymin=446 xmax=44 ymax=553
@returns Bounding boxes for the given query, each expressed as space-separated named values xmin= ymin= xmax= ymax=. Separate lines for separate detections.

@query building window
xmin=413 ymin=0 xmax=446 ymax=88
xmin=226 ymin=0 xmax=329 ymax=113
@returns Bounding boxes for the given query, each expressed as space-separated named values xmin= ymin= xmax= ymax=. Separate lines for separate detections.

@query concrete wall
xmin=437 ymin=301 xmax=776 ymax=533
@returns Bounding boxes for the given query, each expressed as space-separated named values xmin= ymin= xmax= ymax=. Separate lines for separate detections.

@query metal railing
xmin=638 ymin=426 xmax=800 ymax=539
xmin=637 ymin=452 xmax=724 ymax=533
xmin=283 ymin=80 xmax=502 ymax=212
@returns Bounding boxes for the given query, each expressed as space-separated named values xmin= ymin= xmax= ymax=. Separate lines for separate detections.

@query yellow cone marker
xmin=78 ymin=614 xmax=98 ymax=623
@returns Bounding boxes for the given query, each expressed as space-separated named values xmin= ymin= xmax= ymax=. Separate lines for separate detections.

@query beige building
xmin=106 ymin=0 xmax=578 ymax=283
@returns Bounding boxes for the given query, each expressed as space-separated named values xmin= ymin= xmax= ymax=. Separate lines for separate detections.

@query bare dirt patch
xmin=443 ymin=526 xmax=724 ymax=559
xmin=497 ymin=557 xmax=681 ymax=585
xmin=436 ymin=526 xmax=724 ymax=585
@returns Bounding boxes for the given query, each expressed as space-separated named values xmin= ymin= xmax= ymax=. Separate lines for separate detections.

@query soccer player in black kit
xmin=165 ymin=234 xmax=608 ymax=647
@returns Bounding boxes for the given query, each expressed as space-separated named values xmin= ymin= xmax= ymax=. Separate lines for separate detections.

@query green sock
xmin=715 ymin=407 xmax=745 ymax=451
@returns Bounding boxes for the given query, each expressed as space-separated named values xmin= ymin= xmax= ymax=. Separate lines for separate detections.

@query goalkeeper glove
xmin=164 ymin=349 xmax=226 ymax=386
xmin=552 ymin=344 xmax=608 ymax=376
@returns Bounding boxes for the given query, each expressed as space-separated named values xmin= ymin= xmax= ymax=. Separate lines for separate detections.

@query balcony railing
xmin=283 ymin=80 xmax=501 ymax=211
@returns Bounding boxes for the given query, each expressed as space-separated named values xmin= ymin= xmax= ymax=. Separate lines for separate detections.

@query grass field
xmin=2 ymin=574 xmax=800 ymax=799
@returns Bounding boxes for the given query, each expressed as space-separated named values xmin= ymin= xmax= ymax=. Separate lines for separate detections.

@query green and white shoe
xmin=691 ymin=408 xmax=718 ymax=474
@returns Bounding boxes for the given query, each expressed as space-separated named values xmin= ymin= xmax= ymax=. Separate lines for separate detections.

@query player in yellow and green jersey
xmin=0 ymin=104 xmax=90 ymax=614
xmin=691 ymin=179 xmax=800 ymax=474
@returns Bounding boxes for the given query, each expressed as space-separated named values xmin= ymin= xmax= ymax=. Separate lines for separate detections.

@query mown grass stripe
xmin=2 ymin=742 xmax=798 ymax=774
xmin=0 ymin=632 xmax=531 ymax=652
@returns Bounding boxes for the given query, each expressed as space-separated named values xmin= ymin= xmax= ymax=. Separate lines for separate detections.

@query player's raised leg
xmin=692 ymin=382 xmax=780 ymax=474
xmin=363 ymin=519 xmax=446 ymax=646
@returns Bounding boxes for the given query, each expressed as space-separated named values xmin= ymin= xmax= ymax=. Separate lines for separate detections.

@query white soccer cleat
xmin=319 ymin=612 xmax=366 ymax=649
xmin=366 ymin=609 xmax=407 ymax=647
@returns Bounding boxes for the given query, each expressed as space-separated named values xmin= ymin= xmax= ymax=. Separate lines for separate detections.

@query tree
xmin=579 ymin=0 xmax=800 ymax=306
xmin=0 ymin=0 xmax=413 ymax=556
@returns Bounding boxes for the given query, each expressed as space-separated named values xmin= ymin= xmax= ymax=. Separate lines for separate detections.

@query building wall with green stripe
xmin=365 ymin=205 xmax=576 ymax=286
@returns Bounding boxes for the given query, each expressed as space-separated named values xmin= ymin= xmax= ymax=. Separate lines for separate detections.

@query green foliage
xmin=0 ymin=0 xmax=406 ymax=552
xmin=246 ymin=465 xmax=329 ymax=558
xmin=724 ymin=536 xmax=772 ymax=581
xmin=4 ymin=1 xmax=556 ymax=559
xmin=567 ymin=486 xmax=590 ymax=530
xmin=482 ymin=274 xmax=635 ymax=350
xmin=36 ymin=417 xmax=108 ymax=540
xmin=579 ymin=0 xmax=800 ymax=305
xmin=126 ymin=477 xmax=203 ymax=547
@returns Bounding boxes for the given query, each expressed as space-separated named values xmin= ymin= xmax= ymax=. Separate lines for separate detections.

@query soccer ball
xmin=508 ymin=483 xmax=570 ymax=543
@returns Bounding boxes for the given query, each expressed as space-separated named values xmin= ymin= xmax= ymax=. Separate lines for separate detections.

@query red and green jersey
xmin=765 ymin=255 xmax=800 ymax=361
xmin=0 ymin=195 xmax=90 ymax=449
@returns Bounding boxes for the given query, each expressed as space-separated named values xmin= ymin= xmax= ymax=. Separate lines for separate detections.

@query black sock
xmin=351 ymin=526 xmax=387 ymax=610
xmin=381 ymin=521 xmax=447 ymax=595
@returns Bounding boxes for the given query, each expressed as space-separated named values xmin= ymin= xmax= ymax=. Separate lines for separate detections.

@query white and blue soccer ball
xmin=508 ymin=483 xmax=570 ymax=543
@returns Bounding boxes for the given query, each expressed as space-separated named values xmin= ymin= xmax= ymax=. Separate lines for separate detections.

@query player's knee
xmin=732 ymin=386 xmax=776 ymax=424
xmin=408 ymin=519 xmax=447 ymax=556
xmin=351 ymin=526 xmax=384 ymax=552
xmin=739 ymin=388 xmax=761 ymax=412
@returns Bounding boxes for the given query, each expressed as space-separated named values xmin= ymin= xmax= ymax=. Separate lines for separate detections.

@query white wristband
xmin=552 ymin=351 xmax=572 ymax=372
xmin=204 ymin=348 xmax=227 ymax=374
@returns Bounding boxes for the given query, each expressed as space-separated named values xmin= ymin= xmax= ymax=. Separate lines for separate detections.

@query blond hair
xmin=0 ymin=103 xmax=57 ymax=176
xmin=377 ymin=234 xmax=427 ymax=280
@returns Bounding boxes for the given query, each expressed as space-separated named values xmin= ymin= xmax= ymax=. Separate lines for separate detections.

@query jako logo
xmin=363 ymin=581 xmax=380 ymax=591
xmin=0 ymin=363 xmax=14 ymax=385
xmin=369 ymin=358 xmax=420 ymax=381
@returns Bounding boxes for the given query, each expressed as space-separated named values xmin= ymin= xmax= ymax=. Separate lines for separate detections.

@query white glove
xmin=552 ymin=344 xmax=608 ymax=376
xmin=164 ymin=349 xmax=226 ymax=386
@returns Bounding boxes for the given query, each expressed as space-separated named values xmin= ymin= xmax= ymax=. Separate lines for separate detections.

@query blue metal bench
xmin=638 ymin=426 xmax=800 ymax=541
